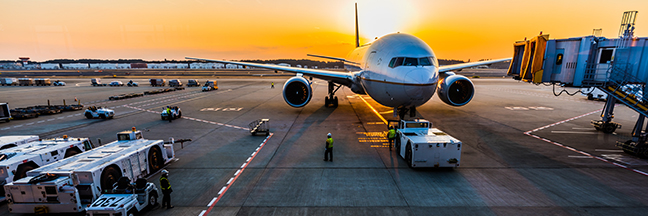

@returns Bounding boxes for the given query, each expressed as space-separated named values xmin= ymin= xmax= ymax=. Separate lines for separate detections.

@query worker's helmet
xmin=327 ymin=133 xmax=331 ymax=137
xmin=167 ymin=106 xmax=170 ymax=108
xmin=389 ymin=126 xmax=393 ymax=129
xmin=161 ymin=169 xmax=169 ymax=175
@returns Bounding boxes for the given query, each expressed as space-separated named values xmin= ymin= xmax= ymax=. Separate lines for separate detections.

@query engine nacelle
xmin=437 ymin=73 xmax=475 ymax=106
xmin=282 ymin=76 xmax=313 ymax=108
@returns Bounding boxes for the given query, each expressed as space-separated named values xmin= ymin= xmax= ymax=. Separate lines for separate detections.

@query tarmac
xmin=1 ymin=69 xmax=648 ymax=215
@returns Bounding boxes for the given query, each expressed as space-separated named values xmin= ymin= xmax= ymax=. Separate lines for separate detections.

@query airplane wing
xmin=438 ymin=58 xmax=511 ymax=73
xmin=185 ymin=57 xmax=355 ymax=87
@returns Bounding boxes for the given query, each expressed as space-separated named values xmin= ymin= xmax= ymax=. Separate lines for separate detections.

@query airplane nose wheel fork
xmin=325 ymin=82 xmax=341 ymax=108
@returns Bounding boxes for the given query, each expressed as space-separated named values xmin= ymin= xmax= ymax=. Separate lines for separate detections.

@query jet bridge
xmin=508 ymin=11 xmax=648 ymax=157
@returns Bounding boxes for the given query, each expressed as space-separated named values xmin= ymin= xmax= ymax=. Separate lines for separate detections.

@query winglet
xmin=355 ymin=3 xmax=360 ymax=48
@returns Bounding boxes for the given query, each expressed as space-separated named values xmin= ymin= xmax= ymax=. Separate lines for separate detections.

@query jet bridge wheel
xmin=148 ymin=146 xmax=164 ymax=173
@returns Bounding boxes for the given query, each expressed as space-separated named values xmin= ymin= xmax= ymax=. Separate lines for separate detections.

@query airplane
xmin=187 ymin=3 xmax=511 ymax=119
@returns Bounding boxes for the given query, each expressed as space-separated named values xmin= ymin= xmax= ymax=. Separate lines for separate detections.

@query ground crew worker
xmin=166 ymin=106 xmax=172 ymax=122
xmin=271 ymin=82 xmax=275 ymax=88
xmin=388 ymin=126 xmax=396 ymax=151
xmin=324 ymin=133 xmax=333 ymax=162
xmin=160 ymin=169 xmax=173 ymax=209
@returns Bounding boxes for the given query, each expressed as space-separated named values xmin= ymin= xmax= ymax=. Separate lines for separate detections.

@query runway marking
xmin=357 ymin=94 xmax=387 ymax=124
xmin=550 ymin=131 xmax=599 ymax=134
xmin=122 ymin=105 xmax=248 ymax=131
xmin=595 ymin=149 xmax=624 ymax=152
xmin=505 ymin=106 xmax=554 ymax=111
xmin=568 ymin=155 xmax=592 ymax=158
xmin=207 ymin=197 xmax=217 ymax=206
xmin=198 ymin=210 xmax=207 ymax=216
xmin=201 ymin=133 xmax=273 ymax=215
xmin=524 ymin=108 xmax=648 ymax=177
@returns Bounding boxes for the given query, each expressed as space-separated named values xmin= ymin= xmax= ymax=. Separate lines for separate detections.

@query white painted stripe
xmin=37 ymin=120 xmax=45 ymax=123
xmin=199 ymin=210 xmax=207 ymax=216
xmin=218 ymin=186 xmax=226 ymax=195
xmin=634 ymin=169 xmax=648 ymax=176
xmin=207 ymin=197 xmax=217 ymax=206
xmin=26 ymin=122 xmax=34 ymax=125
xmin=568 ymin=155 xmax=592 ymax=158
xmin=550 ymin=131 xmax=599 ymax=134
xmin=613 ymin=163 xmax=628 ymax=168
xmin=240 ymin=163 xmax=247 ymax=168
xmin=227 ymin=177 xmax=234 ymax=185
xmin=234 ymin=169 xmax=241 ymax=176
xmin=251 ymin=152 xmax=256 ymax=157
xmin=595 ymin=149 xmax=624 ymax=152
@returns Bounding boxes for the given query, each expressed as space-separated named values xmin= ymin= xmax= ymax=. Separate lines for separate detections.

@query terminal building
xmin=507 ymin=11 xmax=648 ymax=156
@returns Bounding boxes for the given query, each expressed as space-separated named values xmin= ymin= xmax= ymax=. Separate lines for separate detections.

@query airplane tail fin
xmin=355 ymin=3 xmax=360 ymax=48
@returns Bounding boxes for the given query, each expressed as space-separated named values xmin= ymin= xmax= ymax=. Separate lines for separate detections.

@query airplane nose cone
xmin=403 ymin=68 xmax=435 ymax=100
xmin=404 ymin=68 xmax=434 ymax=84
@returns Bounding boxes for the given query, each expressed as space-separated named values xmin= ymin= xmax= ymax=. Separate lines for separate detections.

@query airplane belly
xmin=361 ymin=79 xmax=421 ymax=108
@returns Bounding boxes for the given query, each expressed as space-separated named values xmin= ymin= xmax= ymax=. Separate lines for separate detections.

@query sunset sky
xmin=1 ymin=0 xmax=647 ymax=62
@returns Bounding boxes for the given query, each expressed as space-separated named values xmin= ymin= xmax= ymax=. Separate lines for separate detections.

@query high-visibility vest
xmin=166 ymin=108 xmax=171 ymax=115
xmin=326 ymin=138 xmax=334 ymax=148
xmin=388 ymin=129 xmax=396 ymax=139
xmin=160 ymin=176 xmax=171 ymax=190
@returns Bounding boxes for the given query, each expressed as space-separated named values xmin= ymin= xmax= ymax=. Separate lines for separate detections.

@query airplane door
xmin=366 ymin=51 xmax=377 ymax=70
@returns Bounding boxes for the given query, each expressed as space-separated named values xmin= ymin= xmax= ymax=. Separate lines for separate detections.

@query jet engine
xmin=437 ymin=73 xmax=474 ymax=106
xmin=282 ymin=76 xmax=313 ymax=107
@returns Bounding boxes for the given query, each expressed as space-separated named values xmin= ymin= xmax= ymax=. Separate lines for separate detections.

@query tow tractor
xmin=84 ymin=106 xmax=115 ymax=119
xmin=86 ymin=177 xmax=158 ymax=216
xmin=126 ymin=80 xmax=139 ymax=87
xmin=161 ymin=106 xmax=182 ymax=122
xmin=388 ymin=119 xmax=462 ymax=168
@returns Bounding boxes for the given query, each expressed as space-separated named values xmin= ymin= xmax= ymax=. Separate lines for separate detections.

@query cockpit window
xmin=419 ymin=57 xmax=432 ymax=66
xmin=389 ymin=56 xmax=436 ymax=68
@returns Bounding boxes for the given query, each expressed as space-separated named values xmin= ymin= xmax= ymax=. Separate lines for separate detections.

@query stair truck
xmin=4 ymin=128 xmax=175 ymax=214
xmin=0 ymin=135 xmax=39 ymax=149
xmin=389 ymin=119 xmax=462 ymax=168
xmin=0 ymin=136 xmax=94 ymax=201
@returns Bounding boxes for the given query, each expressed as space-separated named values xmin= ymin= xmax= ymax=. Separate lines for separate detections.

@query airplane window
xmin=403 ymin=58 xmax=418 ymax=66
xmin=419 ymin=57 xmax=432 ymax=66
xmin=393 ymin=57 xmax=404 ymax=68
xmin=389 ymin=58 xmax=397 ymax=68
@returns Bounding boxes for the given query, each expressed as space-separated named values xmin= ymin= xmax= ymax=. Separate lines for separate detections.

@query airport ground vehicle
xmin=0 ymin=103 xmax=10 ymax=122
xmin=168 ymin=79 xmax=183 ymax=87
xmin=187 ymin=79 xmax=200 ymax=87
xmin=109 ymin=81 xmax=124 ymax=86
xmin=0 ymin=78 xmax=18 ymax=86
xmin=5 ymin=128 xmax=175 ymax=214
xmin=389 ymin=119 xmax=462 ymax=168
xmin=161 ymin=106 xmax=182 ymax=121
xmin=86 ymin=177 xmax=158 ymax=216
xmin=34 ymin=78 xmax=52 ymax=86
xmin=91 ymin=78 xmax=107 ymax=86
xmin=84 ymin=106 xmax=115 ymax=119
xmin=18 ymin=78 xmax=34 ymax=86
xmin=202 ymin=80 xmax=218 ymax=91
xmin=0 ymin=135 xmax=39 ymax=150
xmin=52 ymin=80 xmax=66 ymax=86
xmin=149 ymin=78 xmax=166 ymax=87
xmin=127 ymin=80 xmax=138 ymax=87
xmin=0 ymin=136 xmax=94 ymax=201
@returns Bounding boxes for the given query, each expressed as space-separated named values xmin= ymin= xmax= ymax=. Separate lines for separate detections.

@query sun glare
xmin=356 ymin=0 xmax=417 ymax=42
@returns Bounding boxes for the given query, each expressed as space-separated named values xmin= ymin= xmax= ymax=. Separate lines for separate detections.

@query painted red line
xmin=202 ymin=133 xmax=274 ymax=215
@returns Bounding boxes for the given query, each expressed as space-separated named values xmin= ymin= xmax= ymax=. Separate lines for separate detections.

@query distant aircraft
xmin=187 ymin=3 xmax=510 ymax=119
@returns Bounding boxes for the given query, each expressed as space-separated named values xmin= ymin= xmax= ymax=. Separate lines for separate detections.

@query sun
xmin=356 ymin=0 xmax=417 ymax=42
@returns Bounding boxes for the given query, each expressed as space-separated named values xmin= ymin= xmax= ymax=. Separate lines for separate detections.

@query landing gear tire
xmin=325 ymin=96 xmax=330 ymax=107
xmin=333 ymin=96 xmax=338 ymax=107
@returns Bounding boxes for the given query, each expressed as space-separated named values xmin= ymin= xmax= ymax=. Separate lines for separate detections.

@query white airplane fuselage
xmin=345 ymin=33 xmax=439 ymax=108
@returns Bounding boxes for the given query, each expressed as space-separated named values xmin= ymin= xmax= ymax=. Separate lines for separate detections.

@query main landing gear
xmin=325 ymin=82 xmax=341 ymax=108
xmin=394 ymin=106 xmax=417 ymax=120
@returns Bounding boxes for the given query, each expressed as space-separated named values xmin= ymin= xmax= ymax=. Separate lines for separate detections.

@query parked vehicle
xmin=84 ymin=106 xmax=115 ymax=119
xmin=91 ymin=78 xmax=107 ymax=86
xmin=52 ymin=80 xmax=66 ymax=86
xmin=86 ymin=177 xmax=158 ymax=216
xmin=0 ymin=103 xmax=10 ymax=122
xmin=34 ymin=78 xmax=52 ymax=86
xmin=187 ymin=79 xmax=200 ymax=87
xmin=161 ymin=106 xmax=182 ymax=122
xmin=127 ymin=80 xmax=138 ymax=87
xmin=109 ymin=81 xmax=124 ymax=86
xmin=202 ymin=80 xmax=218 ymax=91
xmin=168 ymin=79 xmax=183 ymax=87
xmin=149 ymin=78 xmax=166 ymax=87
xmin=0 ymin=78 xmax=18 ymax=86
xmin=18 ymin=78 xmax=33 ymax=86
